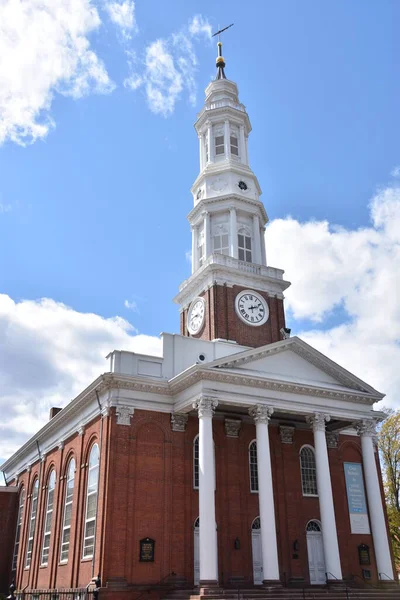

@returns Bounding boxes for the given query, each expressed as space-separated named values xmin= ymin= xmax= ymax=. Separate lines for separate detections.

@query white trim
xmin=40 ymin=469 xmax=56 ymax=566
xmin=300 ymin=445 xmax=318 ymax=497
xmin=59 ymin=458 xmax=75 ymax=563
xmin=193 ymin=435 xmax=199 ymax=490
xmin=248 ymin=439 xmax=259 ymax=493
xmin=25 ymin=479 xmax=39 ymax=568
xmin=82 ymin=444 xmax=99 ymax=559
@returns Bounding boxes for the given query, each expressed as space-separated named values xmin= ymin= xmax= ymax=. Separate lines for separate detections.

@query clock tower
xmin=174 ymin=42 xmax=290 ymax=348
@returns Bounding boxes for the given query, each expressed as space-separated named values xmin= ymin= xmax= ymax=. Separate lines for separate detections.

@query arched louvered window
xmin=300 ymin=446 xmax=318 ymax=496
xmin=193 ymin=435 xmax=199 ymax=489
xmin=41 ymin=470 xmax=56 ymax=565
xmin=249 ymin=440 xmax=258 ymax=492
xmin=60 ymin=458 xmax=75 ymax=562
xmin=83 ymin=444 xmax=99 ymax=558
xmin=12 ymin=487 xmax=25 ymax=572
xmin=25 ymin=479 xmax=39 ymax=568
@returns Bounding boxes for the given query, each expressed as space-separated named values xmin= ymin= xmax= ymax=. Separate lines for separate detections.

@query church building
xmin=0 ymin=42 xmax=397 ymax=599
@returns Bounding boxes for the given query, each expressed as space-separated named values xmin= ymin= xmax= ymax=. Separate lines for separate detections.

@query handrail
xmin=135 ymin=572 xmax=176 ymax=600
xmin=350 ymin=573 xmax=379 ymax=589
xmin=379 ymin=572 xmax=395 ymax=581
xmin=326 ymin=572 xmax=349 ymax=600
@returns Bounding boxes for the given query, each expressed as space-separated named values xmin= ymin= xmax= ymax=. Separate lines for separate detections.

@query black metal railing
xmin=7 ymin=577 xmax=100 ymax=600
xmin=326 ymin=572 xmax=349 ymax=600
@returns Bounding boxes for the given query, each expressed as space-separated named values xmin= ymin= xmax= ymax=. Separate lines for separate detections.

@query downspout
xmin=91 ymin=390 xmax=104 ymax=579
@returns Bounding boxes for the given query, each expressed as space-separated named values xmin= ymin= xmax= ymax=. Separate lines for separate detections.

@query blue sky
xmin=1 ymin=0 xmax=400 ymax=463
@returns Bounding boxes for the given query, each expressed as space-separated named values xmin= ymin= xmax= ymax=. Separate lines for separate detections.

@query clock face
xmin=235 ymin=290 xmax=269 ymax=326
xmin=187 ymin=297 xmax=206 ymax=335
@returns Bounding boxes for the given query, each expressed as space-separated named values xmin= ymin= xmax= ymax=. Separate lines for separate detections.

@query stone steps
xmin=163 ymin=586 xmax=400 ymax=600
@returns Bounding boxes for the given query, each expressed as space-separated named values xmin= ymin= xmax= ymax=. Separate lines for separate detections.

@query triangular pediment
xmin=206 ymin=336 xmax=383 ymax=398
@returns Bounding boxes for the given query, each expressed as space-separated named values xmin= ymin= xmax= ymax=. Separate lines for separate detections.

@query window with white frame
xmin=249 ymin=441 xmax=258 ymax=492
xmin=238 ymin=232 xmax=252 ymax=262
xmin=215 ymin=132 xmax=224 ymax=156
xmin=41 ymin=470 xmax=56 ymax=566
xmin=213 ymin=232 xmax=229 ymax=255
xmin=230 ymin=131 xmax=239 ymax=156
xmin=198 ymin=232 xmax=205 ymax=266
xmin=300 ymin=446 xmax=318 ymax=496
xmin=60 ymin=458 xmax=75 ymax=563
xmin=12 ymin=488 xmax=25 ymax=572
xmin=25 ymin=479 xmax=39 ymax=568
xmin=83 ymin=444 xmax=99 ymax=558
xmin=193 ymin=435 xmax=199 ymax=489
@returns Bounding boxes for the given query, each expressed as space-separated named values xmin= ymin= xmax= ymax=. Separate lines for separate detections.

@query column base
xmin=199 ymin=581 xmax=220 ymax=595
xmin=262 ymin=579 xmax=281 ymax=588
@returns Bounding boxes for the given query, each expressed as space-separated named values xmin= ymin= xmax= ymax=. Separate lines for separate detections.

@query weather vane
xmin=212 ymin=23 xmax=234 ymax=41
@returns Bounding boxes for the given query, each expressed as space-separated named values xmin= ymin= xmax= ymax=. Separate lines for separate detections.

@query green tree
xmin=378 ymin=409 xmax=400 ymax=571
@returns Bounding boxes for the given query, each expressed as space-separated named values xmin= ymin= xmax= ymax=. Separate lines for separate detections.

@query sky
xmin=1 ymin=0 xmax=400 ymax=466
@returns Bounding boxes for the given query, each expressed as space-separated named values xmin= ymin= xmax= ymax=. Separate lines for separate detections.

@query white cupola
xmin=189 ymin=40 xmax=268 ymax=275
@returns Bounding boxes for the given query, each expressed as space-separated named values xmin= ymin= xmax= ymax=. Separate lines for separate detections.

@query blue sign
xmin=344 ymin=462 xmax=370 ymax=534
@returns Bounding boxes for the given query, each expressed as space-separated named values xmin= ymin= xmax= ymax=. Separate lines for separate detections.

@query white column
xmin=239 ymin=125 xmax=246 ymax=164
xmin=249 ymin=405 xmax=280 ymax=582
xmin=229 ymin=206 xmax=238 ymax=259
xmin=203 ymin=211 xmax=211 ymax=259
xmin=224 ymin=120 xmax=230 ymax=159
xmin=192 ymin=226 xmax=198 ymax=273
xmin=260 ymin=226 xmax=267 ymax=265
xmin=245 ymin=136 xmax=249 ymax=164
xmin=193 ymin=397 xmax=219 ymax=585
xmin=199 ymin=135 xmax=205 ymax=171
xmin=356 ymin=420 xmax=394 ymax=580
xmin=253 ymin=214 xmax=262 ymax=264
xmin=307 ymin=413 xmax=342 ymax=581
xmin=207 ymin=122 xmax=214 ymax=163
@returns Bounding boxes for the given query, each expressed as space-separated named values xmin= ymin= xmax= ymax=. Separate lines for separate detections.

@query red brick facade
xmin=180 ymin=284 xmax=286 ymax=347
xmin=2 ymin=408 xmax=393 ymax=595
xmin=0 ymin=488 xmax=18 ymax=594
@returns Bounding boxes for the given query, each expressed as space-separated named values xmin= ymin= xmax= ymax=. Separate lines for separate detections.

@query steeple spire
xmin=212 ymin=23 xmax=234 ymax=80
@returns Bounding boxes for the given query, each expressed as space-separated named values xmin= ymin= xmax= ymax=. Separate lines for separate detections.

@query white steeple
xmin=189 ymin=40 xmax=267 ymax=274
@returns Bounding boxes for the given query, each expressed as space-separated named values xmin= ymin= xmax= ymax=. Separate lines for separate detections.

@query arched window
xmin=193 ymin=435 xmax=199 ymax=489
xmin=60 ymin=458 xmax=75 ymax=563
xmin=306 ymin=520 xmax=322 ymax=532
xmin=12 ymin=487 xmax=25 ymax=572
xmin=41 ymin=470 xmax=56 ymax=565
xmin=213 ymin=232 xmax=229 ymax=255
xmin=25 ymin=479 xmax=39 ymax=568
xmin=300 ymin=446 xmax=318 ymax=496
xmin=214 ymin=128 xmax=224 ymax=156
xmin=83 ymin=444 xmax=99 ymax=558
xmin=251 ymin=516 xmax=261 ymax=530
xmin=249 ymin=440 xmax=258 ymax=492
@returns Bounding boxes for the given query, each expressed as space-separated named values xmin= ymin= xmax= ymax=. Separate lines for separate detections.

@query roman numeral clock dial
xmin=235 ymin=290 xmax=269 ymax=326
xmin=187 ymin=297 xmax=206 ymax=335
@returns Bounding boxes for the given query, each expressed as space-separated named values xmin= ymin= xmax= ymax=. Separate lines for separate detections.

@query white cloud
xmin=266 ymin=180 xmax=400 ymax=408
xmin=0 ymin=295 xmax=161 ymax=458
xmin=391 ymin=165 xmax=400 ymax=178
xmin=0 ymin=0 xmax=115 ymax=146
xmin=104 ymin=0 xmax=137 ymax=40
xmin=124 ymin=299 xmax=138 ymax=312
xmin=0 ymin=203 xmax=12 ymax=214
xmin=124 ymin=14 xmax=211 ymax=116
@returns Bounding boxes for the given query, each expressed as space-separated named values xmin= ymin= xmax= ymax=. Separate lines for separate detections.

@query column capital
xmin=306 ymin=412 xmax=331 ymax=432
xmin=171 ymin=413 xmax=188 ymax=432
xmin=193 ymin=396 xmax=218 ymax=418
xmin=355 ymin=419 xmax=378 ymax=437
xmin=249 ymin=404 xmax=274 ymax=424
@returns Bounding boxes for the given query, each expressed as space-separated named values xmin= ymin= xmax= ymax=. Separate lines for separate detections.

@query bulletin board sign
xmin=140 ymin=538 xmax=155 ymax=562
xmin=344 ymin=463 xmax=370 ymax=534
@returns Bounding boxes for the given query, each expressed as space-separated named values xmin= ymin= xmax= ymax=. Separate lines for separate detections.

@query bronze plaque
xmin=140 ymin=538 xmax=155 ymax=562
xmin=358 ymin=544 xmax=370 ymax=566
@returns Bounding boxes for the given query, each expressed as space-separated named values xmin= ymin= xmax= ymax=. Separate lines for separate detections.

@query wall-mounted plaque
xmin=140 ymin=538 xmax=155 ymax=562
xmin=358 ymin=544 xmax=370 ymax=566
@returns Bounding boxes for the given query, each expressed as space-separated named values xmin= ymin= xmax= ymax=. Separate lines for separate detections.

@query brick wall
xmin=8 ymin=408 xmax=393 ymax=593
xmin=0 ymin=487 xmax=18 ymax=594
xmin=181 ymin=284 xmax=286 ymax=347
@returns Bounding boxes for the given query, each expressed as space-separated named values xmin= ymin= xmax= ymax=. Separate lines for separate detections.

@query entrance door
xmin=194 ymin=517 xmax=200 ymax=586
xmin=251 ymin=517 xmax=263 ymax=585
xmin=306 ymin=521 xmax=326 ymax=585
